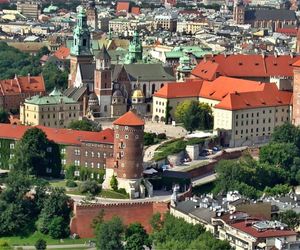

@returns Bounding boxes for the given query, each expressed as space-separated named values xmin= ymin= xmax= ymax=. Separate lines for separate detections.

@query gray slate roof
xmin=64 ymin=86 xmax=87 ymax=101
xmin=245 ymin=9 xmax=297 ymax=21
xmin=112 ymin=64 xmax=175 ymax=82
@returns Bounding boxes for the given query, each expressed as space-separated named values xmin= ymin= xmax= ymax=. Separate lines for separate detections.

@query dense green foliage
xmin=68 ymin=120 xmax=101 ymax=132
xmin=95 ymin=216 xmax=125 ymax=250
xmin=11 ymin=128 xmax=61 ymax=177
xmin=213 ymin=153 xmax=291 ymax=199
xmin=65 ymin=179 xmax=77 ymax=188
xmin=65 ymin=165 xmax=105 ymax=183
xmin=35 ymin=239 xmax=46 ymax=250
xmin=276 ymin=210 xmax=300 ymax=229
xmin=0 ymin=109 xmax=9 ymax=123
xmin=0 ymin=171 xmax=71 ymax=238
xmin=0 ymin=42 xmax=68 ymax=91
xmin=213 ymin=123 xmax=300 ymax=198
xmin=79 ymin=180 xmax=101 ymax=196
xmin=125 ymin=223 xmax=151 ymax=250
xmin=37 ymin=188 xmax=71 ymax=239
xmin=144 ymin=132 xmax=167 ymax=146
xmin=110 ymin=175 xmax=118 ymax=191
xmin=151 ymin=213 xmax=231 ymax=250
xmin=175 ymin=100 xmax=213 ymax=132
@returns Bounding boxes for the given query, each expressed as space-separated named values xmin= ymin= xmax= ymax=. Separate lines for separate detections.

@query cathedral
xmin=67 ymin=6 xmax=176 ymax=119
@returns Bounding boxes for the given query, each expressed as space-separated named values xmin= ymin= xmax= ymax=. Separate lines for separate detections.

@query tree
xmin=277 ymin=210 xmax=300 ymax=229
xmin=95 ymin=216 xmax=124 ymax=250
xmin=91 ymin=209 xmax=105 ymax=234
xmin=144 ymin=132 xmax=155 ymax=146
xmin=11 ymin=128 xmax=62 ymax=177
xmin=189 ymin=232 xmax=231 ymax=250
xmin=48 ymin=216 xmax=69 ymax=239
xmin=42 ymin=61 xmax=68 ymax=91
xmin=110 ymin=175 xmax=118 ymax=191
xmin=68 ymin=119 xmax=101 ymax=132
xmin=175 ymin=100 xmax=213 ymax=133
xmin=125 ymin=223 xmax=151 ymax=250
xmin=37 ymin=188 xmax=71 ymax=236
xmin=79 ymin=180 xmax=101 ymax=196
xmin=35 ymin=239 xmax=47 ymax=250
xmin=271 ymin=123 xmax=300 ymax=149
xmin=259 ymin=142 xmax=299 ymax=170
xmin=0 ymin=109 xmax=9 ymax=123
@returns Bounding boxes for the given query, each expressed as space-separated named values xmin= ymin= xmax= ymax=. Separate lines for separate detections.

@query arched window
xmin=151 ymin=84 xmax=155 ymax=94
xmin=161 ymin=83 xmax=164 ymax=88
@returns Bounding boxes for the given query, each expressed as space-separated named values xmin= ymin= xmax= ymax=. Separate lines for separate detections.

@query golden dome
xmin=132 ymin=89 xmax=144 ymax=99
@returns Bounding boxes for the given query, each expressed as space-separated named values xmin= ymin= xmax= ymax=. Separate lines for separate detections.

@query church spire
xmin=71 ymin=6 xmax=92 ymax=56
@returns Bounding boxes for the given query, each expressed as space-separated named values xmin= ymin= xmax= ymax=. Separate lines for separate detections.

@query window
xmin=10 ymin=143 xmax=14 ymax=149
xmin=9 ymin=153 xmax=14 ymax=159
xmin=135 ymin=135 xmax=139 ymax=139
xmin=61 ymin=148 xmax=66 ymax=154
xmin=85 ymin=162 xmax=88 ymax=167
xmin=97 ymin=152 xmax=101 ymax=158
xmin=85 ymin=151 xmax=88 ymax=157
xmin=74 ymin=160 xmax=80 ymax=166
xmin=104 ymin=153 xmax=106 ymax=158
xmin=125 ymin=126 xmax=128 ymax=130
xmin=91 ymin=152 xmax=94 ymax=158
xmin=61 ymin=159 xmax=66 ymax=165
xmin=97 ymin=163 xmax=100 ymax=168
xmin=74 ymin=149 xmax=80 ymax=156
xmin=91 ymin=162 xmax=94 ymax=168
xmin=116 ymin=134 xmax=119 ymax=138
xmin=125 ymin=135 xmax=129 ymax=139
xmin=47 ymin=147 xmax=52 ymax=152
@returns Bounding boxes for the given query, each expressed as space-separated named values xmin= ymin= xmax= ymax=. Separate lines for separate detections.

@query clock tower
xmin=69 ymin=6 xmax=93 ymax=87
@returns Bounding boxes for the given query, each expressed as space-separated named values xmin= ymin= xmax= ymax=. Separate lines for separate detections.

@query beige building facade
xmin=20 ymin=88 xmax=80 ymax=128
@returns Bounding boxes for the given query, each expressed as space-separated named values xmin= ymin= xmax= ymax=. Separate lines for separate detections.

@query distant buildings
xmin=0 ymin=75 xmax=45 ymax=113
xmin=20 ymin=88 xmax=80 ymax=128
xmin=17 ymin=0 xmax=41 ymax=20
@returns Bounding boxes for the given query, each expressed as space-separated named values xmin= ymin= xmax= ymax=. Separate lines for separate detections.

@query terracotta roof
xmin=113 ymin=111 xmax=144 ymax=126
xmin=191 ymin=60 xmax=219 ymax=81
xmin=276 ymin=28 xmax=298 ymax=36
xmin=53 ymin=46 xmax=70 ymax=60
xmin=198 ymin=77 xmax=266 ymax=101
xmin=0 ymin=75 xmax=45 ymax=96
xmin=0 ymin=124 xmax=114 ymax=146
xmin=292 ymin=59 xmax=300 ymax=67
xmin=131 ymin=6 xmax=140 ymax=15
xmin=231 ymin=219 xmax=297 ymax=239
xmin=116 ymin=2 xmax=130 ymax=13
xmin=215 ymin=86 xmax=292 ymax=111
xmin=192 ymin=54 xmax=300 ymax=78
xmin=154 ymin=80 xmax=203 ymax=99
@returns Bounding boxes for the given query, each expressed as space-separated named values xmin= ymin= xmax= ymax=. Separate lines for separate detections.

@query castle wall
xmin=70 ymin=201 xmax=169 ymax=238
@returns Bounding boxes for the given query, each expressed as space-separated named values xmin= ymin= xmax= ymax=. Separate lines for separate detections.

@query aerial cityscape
xmin=0 ymin=0 xmax=299 ymax=249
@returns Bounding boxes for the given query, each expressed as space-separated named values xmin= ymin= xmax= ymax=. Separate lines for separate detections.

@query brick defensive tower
xmin=103 ymin=111 xmax=146 ymax=198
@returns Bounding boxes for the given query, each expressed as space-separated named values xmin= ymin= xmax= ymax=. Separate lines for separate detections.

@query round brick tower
xmin=103 ymin=110 xmax=146 ymax=198
xmin=113 ymin=110 xmax=144 ymax=180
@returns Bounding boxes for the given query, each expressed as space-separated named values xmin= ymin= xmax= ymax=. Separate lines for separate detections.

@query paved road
xmin=191 ymin=173 xmax=218 ymax=187
xmin=14 ymin=244 xmax=95 ymax=250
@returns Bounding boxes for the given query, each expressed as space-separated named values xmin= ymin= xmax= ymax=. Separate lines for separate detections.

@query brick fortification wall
xmin=70 ymin=201 xmax=169 ymax=238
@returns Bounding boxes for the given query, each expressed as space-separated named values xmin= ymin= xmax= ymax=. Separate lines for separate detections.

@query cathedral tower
xmin=124 ymin=30 xmax=143 ymax=64
xmin=233 ymin=0 xmax=245 ymax=25
xmin=69 ymin=6 xmax=93 ymax=86
xmin=94 ymin=46 xmax=112 ymax=117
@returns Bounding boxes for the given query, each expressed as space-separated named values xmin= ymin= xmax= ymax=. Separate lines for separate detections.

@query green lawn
xmin=1 ymin=231 xmax=94 ymax=246
xmin=100 ymin=189 xmax=129 ymax=199
xmin=49 ymin=179 xmax=67 ymax=188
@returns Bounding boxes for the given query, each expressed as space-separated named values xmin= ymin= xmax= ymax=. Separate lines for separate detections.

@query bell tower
xmin=233 ymin=0 xmax=245 ymax=25
xmin=69 ymin=6 xmax=93 ymax=87
xmin=124 ymin=30 xmax=143 ymax=64
xmin=94 ymin=46 xmax=112 ymax=117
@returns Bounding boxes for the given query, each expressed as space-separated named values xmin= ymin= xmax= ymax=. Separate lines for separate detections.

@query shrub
xmin=117 ymin=188 xmax=127 ymax=195
xmin=80 ymin=180 xmax=101 ymax=196
xmin=110 ymin=175 xmax=118 ymax=191
xmin=157 ymin=133 xmax=167 ymax=140
xmin=35 ymin=239 xmax=46 ymax=250
xmin=66 ymin=180 xmax=77 ymax=188
xmin=144 ymin=132 xmax=156 ymax=146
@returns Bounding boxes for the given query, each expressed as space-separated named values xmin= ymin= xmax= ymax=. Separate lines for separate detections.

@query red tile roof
xmin=154 ymin=76 xmax=292 ymax=111
xmin=292 ymin=59 xmax=300 ymax=67
xmin=154 ymin=80 xmax=203 ymax=99
xmin=0 ymin=124 xmax=114 ymax=145
xmin=131 ymin=6 xmax=140 ymax=15
xmin=276 ymin=28 xmax=298 ymax=37
xmin=0 ymin=75 xmax=45 ymax=96
xmin=113 ymin=111 xmax=144 ymax=126
xmin=116 ymin=2 xmax=130 ymax=13
xmin=53 ymin=46 xmax=70 ymax=60
xmin=231 ymin=219 xmax=297 ymax=239
xmin=192 ymin=54 xmax=300 ymax=79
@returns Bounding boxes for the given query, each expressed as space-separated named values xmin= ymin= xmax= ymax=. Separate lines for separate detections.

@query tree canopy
xmin=175 ymin=100 xmax=213 ymax=133
xmin=11 ymin=128 xmax=61 ymax=177
xmin=0 ymin=42 xmax=68 ymax=92
xmin=151 ymin=213 xmax=230 ymax=250
xmin=68 ymin=119 xmax=101 ymax=132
